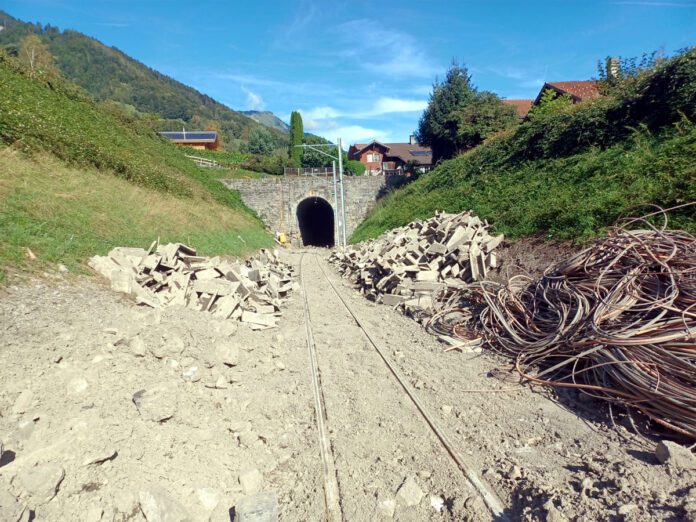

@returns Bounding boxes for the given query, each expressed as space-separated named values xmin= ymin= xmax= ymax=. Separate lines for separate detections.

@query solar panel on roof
xmin=159 ymin=131 xmax=217 ymax=141
xmin=409 ymin=150 xmax=431 ymax=156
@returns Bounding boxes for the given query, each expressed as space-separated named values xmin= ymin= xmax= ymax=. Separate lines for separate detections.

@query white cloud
xmin=301 ymin=97 xmax=427 ymax=123
xmin=369 ymin=97 xmax=427 ymax=116
xmin=312 ymin=125 xmax=391 ymax=145
xmin=303 ymin=106 xmax=342 ymax=120
xmin=243 ymin=88 xmax=265 ymax=111
xmin=338 ymin=20 xmax=439 ymax=79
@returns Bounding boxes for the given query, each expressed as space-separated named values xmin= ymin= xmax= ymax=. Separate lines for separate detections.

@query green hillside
xmin=353 ymin=50 xmax=696 ymax=243
xmin=0 ymin=10 xmax=288 ymax=151
xmin=0 ymin=52 xmax=272 ymax=281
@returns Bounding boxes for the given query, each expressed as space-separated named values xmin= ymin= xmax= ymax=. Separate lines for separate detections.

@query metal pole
xmin=332 ymin=160 xmax=339 ymax=248
xmin=337 ymin=138 xmax=347 ymax=248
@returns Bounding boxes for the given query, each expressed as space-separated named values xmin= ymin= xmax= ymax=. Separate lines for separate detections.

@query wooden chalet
xmin=348 ymin=136 xmax=432 ymax=176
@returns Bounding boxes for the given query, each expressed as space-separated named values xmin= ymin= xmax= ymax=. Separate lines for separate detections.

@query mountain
xmin=241 ymin=111 xmax=290 ymax=133
xmin=0 ymin=11 xmax=288 ymax=150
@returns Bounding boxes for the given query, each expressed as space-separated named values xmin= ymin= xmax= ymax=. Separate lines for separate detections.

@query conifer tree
xmin=289 ymin=111 xmax=304 ymax=166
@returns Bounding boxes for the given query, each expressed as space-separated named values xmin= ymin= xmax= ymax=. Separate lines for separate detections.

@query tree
xmin=344 ymin=159 xmax=365 ymax=176
xmin=416 ymin=62 xmax=517 ymax=163
xmin=527 ymin=89 xmax=574 ymax=118
xmin=452 ymin=92 xmax=518 ymax=145
xmin=18 ymin=34 xmax=57 ymax=77
xmin=300 ymin=134 xmax=335 ymax=168
xmin=247 ymin=127 xmax=275 ymax=155
xmin=289 ymin=111 xmax=304 ymax=166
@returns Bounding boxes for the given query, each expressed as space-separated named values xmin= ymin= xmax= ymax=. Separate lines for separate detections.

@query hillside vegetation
xmin=353 ymin=50 xmax=696 ymax=243
xmin=0 ymin=10 xmax=288 ymax=150
xmin=0 ymin=53 xmax=272 ymax=281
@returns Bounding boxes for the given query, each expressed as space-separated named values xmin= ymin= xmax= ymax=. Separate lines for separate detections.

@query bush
xmin=344 ymin=159 xmax=365 ymax=176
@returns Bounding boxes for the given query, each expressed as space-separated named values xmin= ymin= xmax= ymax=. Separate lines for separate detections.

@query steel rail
xmin=299 ymin=253 xmax=343 ymax=521
xmin=314 ymin=254 xmax=510 ymax=521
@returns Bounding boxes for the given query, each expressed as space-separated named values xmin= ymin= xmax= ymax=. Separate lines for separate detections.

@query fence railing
xmin=186 ymin=155 xmax=220 ymax=168
xmin=284 ymin=167 xmax=334 ymax=177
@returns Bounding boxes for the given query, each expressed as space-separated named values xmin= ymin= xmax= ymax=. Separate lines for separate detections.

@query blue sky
xmin=4 ymin=0 xmax=695 ymax=144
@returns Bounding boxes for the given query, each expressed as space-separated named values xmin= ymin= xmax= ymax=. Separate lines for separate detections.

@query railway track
xmin=298 ymin=252 xmax=508 ymax=521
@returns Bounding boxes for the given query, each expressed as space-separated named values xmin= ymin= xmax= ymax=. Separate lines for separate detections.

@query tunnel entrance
xmin=296 ymin=197 xmax=335 ymax=247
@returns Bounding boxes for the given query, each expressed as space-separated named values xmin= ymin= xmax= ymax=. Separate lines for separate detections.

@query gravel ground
xmin=0 ymin=250 xmax=694 ymax=521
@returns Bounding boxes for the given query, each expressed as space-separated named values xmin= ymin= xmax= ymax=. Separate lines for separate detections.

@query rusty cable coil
xmin=428 ymin=207 xmax=696 ymax=439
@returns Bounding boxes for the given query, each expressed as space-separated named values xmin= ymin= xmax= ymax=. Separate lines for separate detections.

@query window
xmin=367 ymin=153 xmax=380 ymax=162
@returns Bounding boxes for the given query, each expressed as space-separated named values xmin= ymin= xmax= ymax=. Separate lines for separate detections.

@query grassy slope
xmin=0 ymin=150 xmax=270 ymax=279
xmin=353 ymin=52 xmax=696 ymax=243
xmin=0 ymin=56 xmax=272 ymax=280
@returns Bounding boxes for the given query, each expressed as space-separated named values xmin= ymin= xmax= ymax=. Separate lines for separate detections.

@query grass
xmin=0 ymin=53 xmax=274 ymax=281
xmin=353 ymin=122 xmax=696 ymax=243
xmin=0 ymin=148 xmax=273 ymax=281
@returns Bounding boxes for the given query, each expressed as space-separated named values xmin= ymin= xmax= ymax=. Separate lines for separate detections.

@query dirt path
xmin=0 ymin=251 xmax=694 ymax=521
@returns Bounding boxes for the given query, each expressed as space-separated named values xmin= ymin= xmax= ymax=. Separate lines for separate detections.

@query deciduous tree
xmin=18 ymin=34 xmax=57 ymax=76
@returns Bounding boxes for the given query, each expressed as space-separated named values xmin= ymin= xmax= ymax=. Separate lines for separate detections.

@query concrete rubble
xmin=329 ymin=210 xmax=503 ymax=322
xmin=89 ymin=242 xmax=296 ymax=330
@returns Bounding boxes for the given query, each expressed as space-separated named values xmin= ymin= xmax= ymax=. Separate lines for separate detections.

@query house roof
xmin=537 ymin=81 xmax=601 ymax=103
xmin=159 ymin=131 xmax=218 ymax=143
xmin=503 ymin=99 xmax=533 ymax=119
xmin=351 ymin=141 xmax=433 ymax=165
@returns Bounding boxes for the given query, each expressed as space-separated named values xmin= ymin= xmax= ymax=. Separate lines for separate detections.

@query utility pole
xmin=332 ymin=160 xmax=339 ymax=246
xmin=336 ymin=138 xmax=347 ymax=248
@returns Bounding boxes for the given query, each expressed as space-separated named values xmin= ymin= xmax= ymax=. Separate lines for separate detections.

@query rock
xmin=238 ymin=468 xmax=263 ymax=496
xmin=14 ymin=418 xmax=34 ymax=441
xmin=430 ymin=495 xmax=445 ymax=512
xmin=0 ymin=489 xmax=29 ymax=522
xmin=234 ymin=491 xmax=278 ymax=522
xmin=12 ymin=390 xmax=33 ymax=415
xmin=238 ymin=432 xmax=259 ymax=448
xmin=82 ymin=447 xmax=118 ymax=466
xmin=84 ymin=506 xmax=104 ymax=522
xmin=655 ymin=440 xmax=696 ymax=470
xmin=375 ymin=495 xmax=395 ymax=518
xmin=132 ymin=385 xmax=177 ymax=422
xmin=113 ymin=490 xmax=140 ymax=518
xmin=57 ymin=263 xmax=69 ymax=273
xmin=139 ymin=488 xmax=191 ymax=522
xmin=618 ymin=503 xmax=638 ymax=516
xmin=67 ymin=376 xmax=89 ymax=395
xmin=130 ymin=337 xmax=148 ymax=357
xmin=507 ymin=465 xmax=522 ymax=480
xmin=396 ymin=476 xmax=424 ymax=507
xmin=215 ymin=342 xmax=240 ymax=367
xmin=16 ymin=463 xmax=65 ymax=504
xmin=196 ymin=488 xmax=220 ymax=511
xmin=441 ymin=404 xmax=452 ymax=415
xmin=182 ymin=366 xmax=201 ymax=382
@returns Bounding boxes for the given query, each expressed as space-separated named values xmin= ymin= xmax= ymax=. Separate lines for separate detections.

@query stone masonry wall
xmin=222 ymin=175 xmax=399 ymax=241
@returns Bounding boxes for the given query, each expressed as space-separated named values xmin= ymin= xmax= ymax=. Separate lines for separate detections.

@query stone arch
xmin=296 ymin=196 xmax=334 ymax=247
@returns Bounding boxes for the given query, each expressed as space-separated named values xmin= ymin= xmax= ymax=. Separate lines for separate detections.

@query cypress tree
xmin=289 ymin=111 xmax=304 ymax=166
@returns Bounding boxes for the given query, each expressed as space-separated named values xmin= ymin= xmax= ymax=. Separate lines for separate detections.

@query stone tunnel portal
xmin=296 ymin=197 xmax=334 ymax=247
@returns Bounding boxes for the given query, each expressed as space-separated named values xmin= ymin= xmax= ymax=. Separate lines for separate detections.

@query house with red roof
xmin=348 ymin=136 xmax=433 ymax=176
xmin=533 ymin=80 xmax=601 ymax=105
xmin=503 ymin=99 xmax=534 ymax=121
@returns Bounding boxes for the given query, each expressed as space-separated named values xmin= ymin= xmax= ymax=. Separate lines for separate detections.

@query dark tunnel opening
xmin=297 ymin=197 xmax=335 ymax=247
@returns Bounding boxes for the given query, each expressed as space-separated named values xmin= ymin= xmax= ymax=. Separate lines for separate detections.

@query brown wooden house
xmin=348 ymin=136 xmax=432 ymax=175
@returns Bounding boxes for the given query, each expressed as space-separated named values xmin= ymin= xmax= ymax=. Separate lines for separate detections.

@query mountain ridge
xmin=0 ymin=10 xmax=289 ymax=150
